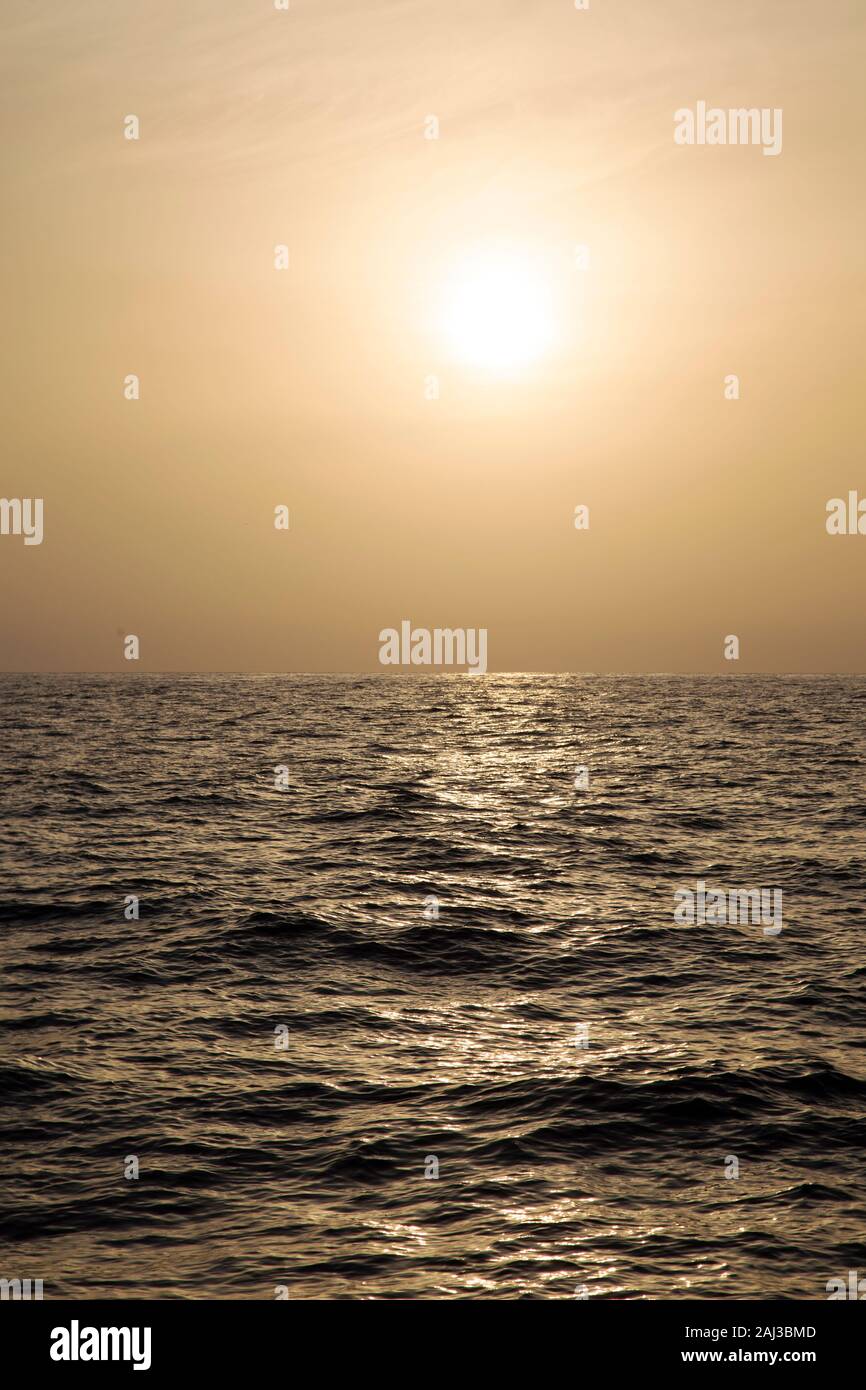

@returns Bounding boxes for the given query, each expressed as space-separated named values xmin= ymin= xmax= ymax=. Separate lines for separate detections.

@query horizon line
xmin=1 ymin=670 xmax=864 ymax=679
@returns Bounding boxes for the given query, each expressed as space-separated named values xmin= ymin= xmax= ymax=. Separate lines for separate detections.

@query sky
xmin=1 ymin=0 xmax=864 ymax=672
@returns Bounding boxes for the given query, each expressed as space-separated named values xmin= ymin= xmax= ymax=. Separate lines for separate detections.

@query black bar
xmin=4 ymin=1297 xmax=861 ymax=1377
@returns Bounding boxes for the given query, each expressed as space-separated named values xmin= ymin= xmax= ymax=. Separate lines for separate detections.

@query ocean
xmin=2 ymin=673 xmax=865 ymax=1299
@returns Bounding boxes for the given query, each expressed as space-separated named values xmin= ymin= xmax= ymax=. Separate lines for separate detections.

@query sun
xmin=439 ymin=245 xmax=556 ymax=373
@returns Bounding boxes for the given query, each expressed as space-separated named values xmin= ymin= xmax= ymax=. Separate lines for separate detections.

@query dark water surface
xmin=2 ymin=674 xmax=865 ymax=1299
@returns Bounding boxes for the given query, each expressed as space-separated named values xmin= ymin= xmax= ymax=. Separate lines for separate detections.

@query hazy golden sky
xmin=2 ymin=0 xmax=864 ymax=672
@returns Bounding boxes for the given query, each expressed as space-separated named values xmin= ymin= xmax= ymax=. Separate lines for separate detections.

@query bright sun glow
xmin=439 ymin=247 xmax=556 ymax=372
